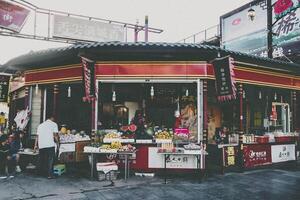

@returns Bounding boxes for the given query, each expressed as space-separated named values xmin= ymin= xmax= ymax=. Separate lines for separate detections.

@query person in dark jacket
xmin=7 ymin=134 xmax=22 ymax=173
xmin=0 ymin=134 xmax=9 ymax=177
xmin=215 ymin=126 xmax=230 ymax=144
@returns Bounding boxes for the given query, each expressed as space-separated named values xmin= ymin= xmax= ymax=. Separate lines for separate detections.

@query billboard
xmin=53 ymin=15 xmax=125 ymax=42
xmin=0 ymin=0 xmax=30 ymax=32
xmin=221 ymin=0 xmax=300 ymax=57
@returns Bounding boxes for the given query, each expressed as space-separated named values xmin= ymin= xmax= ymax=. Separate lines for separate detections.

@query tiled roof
xmin=2 ymin=41 xmax=300 ymax=74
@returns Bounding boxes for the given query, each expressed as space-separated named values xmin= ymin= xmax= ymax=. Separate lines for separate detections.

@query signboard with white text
xmin=271 ymin=144 xmax=296 ymax=163
xmin=221 ymin=0 xmax=300 ymax=57
xmin=148 ymin=147 xmax=198 ymax=169
xmin=53 ymin=15 xmax=125 ymax=42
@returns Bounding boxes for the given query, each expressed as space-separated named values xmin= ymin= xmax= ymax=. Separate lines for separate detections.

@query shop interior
xmin=55 ymin=83 xmax=92 ymax=133
xmin=97 ymin=82 xmax=199 ymax=141
xmin=207 ymin=81 xmax=293 ymax=144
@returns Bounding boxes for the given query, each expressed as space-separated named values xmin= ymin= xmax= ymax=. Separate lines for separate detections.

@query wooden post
xmin=53 ymin=84 xmax=59 ymax=120
xmin=203 ymin=80 xmax=208 ymax=145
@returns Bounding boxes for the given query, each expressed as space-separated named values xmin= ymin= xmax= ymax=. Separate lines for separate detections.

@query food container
xmin=274 ymin=136 xmax=294 ymax=143
xmin=255 ymin=136 xmax=269 ymax=144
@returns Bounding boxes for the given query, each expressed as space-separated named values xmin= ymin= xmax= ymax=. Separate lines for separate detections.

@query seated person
xmin=215 ymin=126 xmax=229 ymax=144
xmin=7 ymin=134 xmax=22 ymax=173
xmin=0 ymin=135 xmax=9 ymax=177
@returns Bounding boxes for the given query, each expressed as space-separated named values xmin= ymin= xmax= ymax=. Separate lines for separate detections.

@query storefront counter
xmin=243 ymin=142 xmax=297 ymax=168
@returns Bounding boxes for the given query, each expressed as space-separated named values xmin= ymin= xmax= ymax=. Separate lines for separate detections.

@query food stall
xmin=3 ymin=42 xmax=300 ymax=178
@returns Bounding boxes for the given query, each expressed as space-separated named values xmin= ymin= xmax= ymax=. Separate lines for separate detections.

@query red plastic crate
xmin=255 ymin=136 xmax=269 ymax=144
xmin=274 ymin=136 xmax=294 ymax=143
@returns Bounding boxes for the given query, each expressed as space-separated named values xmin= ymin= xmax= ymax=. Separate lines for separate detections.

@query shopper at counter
xmin=34 ymin=116 xmax=59 ymax=179
xmin=131 ymin=110 xmax=147 ymax=139
xmin=215 ymin=126 xmax=230 ymax=144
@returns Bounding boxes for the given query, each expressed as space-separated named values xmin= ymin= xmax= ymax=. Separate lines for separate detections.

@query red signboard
xmin=243 ymin=144 xmax=272 ymax=168
xmin=0 ymin=0 xmax=30 ymax=32
xmin=223 ymin=146 xmax=239 ymax=167
xmin=274 ymin=0 xmax=294 ymax=16
xmin=81 ymin=56 xmax=96 ymax=102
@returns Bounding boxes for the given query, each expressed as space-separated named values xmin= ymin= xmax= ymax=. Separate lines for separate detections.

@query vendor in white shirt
xmin=34 ymin=116 xmax=59 ymax=179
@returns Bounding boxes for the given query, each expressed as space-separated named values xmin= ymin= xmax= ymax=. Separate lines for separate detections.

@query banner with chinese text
xmin=81 ymin=57 xmax=96 ymax=102
xmin=212 ymin=56 xmax=236 ymax=102
xmin=0 ymin=75 xmax=10 ymax=102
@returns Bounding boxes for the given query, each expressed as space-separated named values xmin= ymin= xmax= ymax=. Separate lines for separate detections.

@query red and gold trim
xmin=24 ymin=62 xmax=300 ymax=90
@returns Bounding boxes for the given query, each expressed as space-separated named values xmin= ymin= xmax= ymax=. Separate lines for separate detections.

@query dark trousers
xmin=39 ymin=147 xmax=55 ymax=177
xmin=0 ymin=153 xmax=7 ymax=174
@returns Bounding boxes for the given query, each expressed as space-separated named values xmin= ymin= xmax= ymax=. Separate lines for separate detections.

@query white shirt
xmin=37 ymin=119 xmax=58 ymax=149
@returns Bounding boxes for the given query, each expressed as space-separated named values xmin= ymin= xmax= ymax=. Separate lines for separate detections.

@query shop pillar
xmin=238 ymin=84 xmax=244 ymax=171
xmin=91 ymin=97 xmax=96 ymax=132
xmin=203 ymin=80 xmax=208 ymax=145
xmin=53 ymin=84 xmax=59 ymax=120
xmin=24 ymin=86 xmax=30 ymax=109
xmin=292 ymin=91 xmax=297 ymax=131
xmin=239 ymin=84 xmax=244 ymax=133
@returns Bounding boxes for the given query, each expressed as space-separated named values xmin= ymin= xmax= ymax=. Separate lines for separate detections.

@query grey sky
xmin=0 ymin=0 xmax=249 ymax=64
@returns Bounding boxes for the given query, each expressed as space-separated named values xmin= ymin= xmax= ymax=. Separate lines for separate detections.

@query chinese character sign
xmin=223 ymin=146 xmax=239 ymax=167
xmin=212 ymin=56 xmax=236 ymax=102
xmin=0 ymin=0 xmax=30 ymax=32
xmin=81 ymin=57 xmax=96 ymax=102
xmin=0 ymin=75 xmax=10 ymax=102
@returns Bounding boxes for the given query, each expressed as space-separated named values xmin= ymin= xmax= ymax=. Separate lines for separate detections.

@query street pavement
xmin=0 ymin=168 xmax=300 ymax=200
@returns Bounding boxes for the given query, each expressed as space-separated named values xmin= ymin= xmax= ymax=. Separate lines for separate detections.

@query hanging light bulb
xmin=67 ymin=86 xmax=71 ymax=98
xmin=185 ymin=89 xmax=189 ymax=96
xmin=35 ymin=84 xmax=39 ymax=95
xmin=112 ymin=91 xmax=116 ymax=102
xmin=243 ymin=90 xmax=246 ymax=99
xmin=274 ymin=92 xmax=277 ymax=101
xmin=150 ymin=86 xmax=154 ymax=97
xmin=259 ymin=91 xmax=262 ymax=99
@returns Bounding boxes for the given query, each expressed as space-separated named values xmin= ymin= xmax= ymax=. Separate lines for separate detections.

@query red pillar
xmin=53 ymin=84 xmax=59 ymax=120
xmin=91 ymin=98 xmax=96 ymax=131
xmin=203 ymin=80 xmax=208 ymax=145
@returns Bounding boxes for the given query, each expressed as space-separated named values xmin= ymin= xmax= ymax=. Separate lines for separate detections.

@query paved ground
xmin=0 ymin=168 xmax=300 ymax=200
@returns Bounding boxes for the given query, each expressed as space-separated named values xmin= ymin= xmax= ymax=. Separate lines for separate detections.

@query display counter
xmin=243 ymin=141 xmax=297 ymax=168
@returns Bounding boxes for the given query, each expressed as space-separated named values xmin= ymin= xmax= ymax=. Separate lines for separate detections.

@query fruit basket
xmin=255 ymin=136 xmax=269 ymax=144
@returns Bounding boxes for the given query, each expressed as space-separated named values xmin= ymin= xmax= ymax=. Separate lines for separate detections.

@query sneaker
xmin=7 ymin=175 xmax=14 ymax=179
xmin=0 ymin=176 xmax=7 ymax=180
xmin=16 ymin=165 xmax=22 ymax=173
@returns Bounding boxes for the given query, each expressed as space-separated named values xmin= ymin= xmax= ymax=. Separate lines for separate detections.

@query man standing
xmin=34 ymin=117 xmax=59 ymax=179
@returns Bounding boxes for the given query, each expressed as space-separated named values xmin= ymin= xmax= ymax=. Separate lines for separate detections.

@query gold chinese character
xmin=227 ymin=156 xmax=235 ymax=166
xmin=227 ymin=147 xmax=235 ymax=156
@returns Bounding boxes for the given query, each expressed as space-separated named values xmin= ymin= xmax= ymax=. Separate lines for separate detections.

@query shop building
xmin=2 ymin=42 xmax=300 ymax=172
